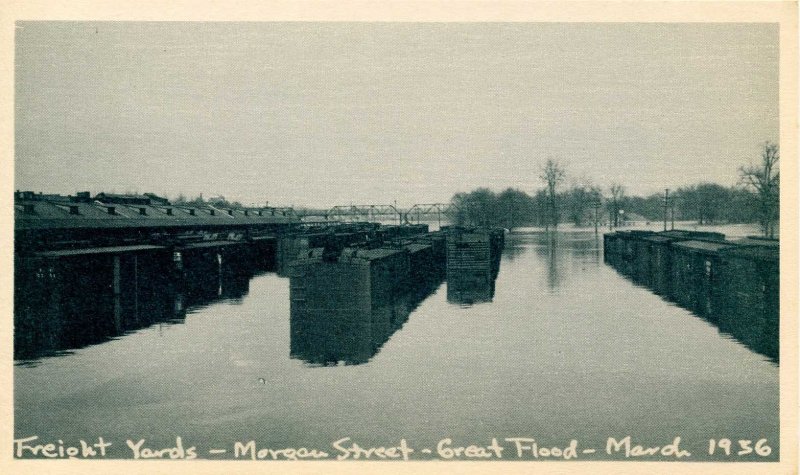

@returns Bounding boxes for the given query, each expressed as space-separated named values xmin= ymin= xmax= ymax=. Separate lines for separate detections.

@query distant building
xmin=14 ymin=190 xmax=91 ymax=203
xmin=144 ymin=193 xmax=171 ymax=206
xmin=94 ymin=192 xmax=170 ymax=206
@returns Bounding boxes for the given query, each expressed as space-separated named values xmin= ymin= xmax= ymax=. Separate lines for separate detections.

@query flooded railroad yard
xmin=14 ymin=227 xmax=779 ymax=461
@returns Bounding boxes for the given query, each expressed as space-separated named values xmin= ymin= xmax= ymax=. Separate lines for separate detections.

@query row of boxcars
xmin=445 ymin=227 xmax=505 ymax=304
xmin=603 ymin=229 xmax=779 ymax=362
xmin=275 ymin=223 xmax=430 ymax=275
xmin=287 ymin=225 xmax=505 ymax=364
xmin=14 ymin=221 xmax=506 ymax=363
xmin=286 ymin=225 xmax=506 ymax=303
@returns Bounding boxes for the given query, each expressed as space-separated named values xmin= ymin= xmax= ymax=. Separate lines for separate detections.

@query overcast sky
xmin=15 ymin=22 xmax=778 ymax=207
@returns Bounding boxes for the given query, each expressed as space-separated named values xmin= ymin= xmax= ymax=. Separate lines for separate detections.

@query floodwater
xmin=14 ymin=227 xmax=779 ymax=461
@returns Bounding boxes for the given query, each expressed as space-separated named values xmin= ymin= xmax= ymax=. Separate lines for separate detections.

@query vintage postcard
xmin=1 ymin=1 xmax=797 ymax=474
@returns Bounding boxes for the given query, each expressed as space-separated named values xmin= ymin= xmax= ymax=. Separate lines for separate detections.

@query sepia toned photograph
xmin=4 ymin=3 xmax=798 ymax=473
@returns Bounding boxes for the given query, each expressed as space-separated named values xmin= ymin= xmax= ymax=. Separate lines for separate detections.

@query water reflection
xmin=446 ymin=274 xmax=496 ymax=305
xmin=495 ymin=238 xmax=526 ymax=262
xmin=181 ymin=248 xmax=254 ymax=307
xmin=289 ymin=271 xmax=443 ymax=366
xmin=532 ymin=231 xmax=602 ymax=291
xmin=13 ymin=245 xmax=260 ymax=363
xmin=603 ymin=235 xmax=779 ymax=363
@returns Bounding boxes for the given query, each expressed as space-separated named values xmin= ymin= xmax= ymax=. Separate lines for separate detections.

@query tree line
xmin=450 ymin=141 xmax=779 ymax=238
xmin=172 ymin=193 xmax=245 ymax=208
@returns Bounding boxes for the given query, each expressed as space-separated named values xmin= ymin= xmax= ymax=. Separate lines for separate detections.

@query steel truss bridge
xmin=293 ymin=203 xmax=460 ymax=225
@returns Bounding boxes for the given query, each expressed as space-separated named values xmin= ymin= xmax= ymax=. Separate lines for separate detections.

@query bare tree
xmin=539 ymin=159 xmax=566 ymax=229
xmin=739 ymin=141 xmax=779 ymax=238
xmin=608 ymin=183 xmax=626 ymax=228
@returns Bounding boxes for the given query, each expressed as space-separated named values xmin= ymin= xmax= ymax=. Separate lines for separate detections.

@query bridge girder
xmin=317 ymin=203 xmax=460 ymax=224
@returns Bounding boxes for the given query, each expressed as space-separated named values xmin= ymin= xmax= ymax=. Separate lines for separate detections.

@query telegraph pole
xmin=670 ymin=201 xmax=675 ymax=230
xmin=663 ymin=188 xmax=669 ymax=232
xmin=592 ymin=200 xmax=601 ymax=235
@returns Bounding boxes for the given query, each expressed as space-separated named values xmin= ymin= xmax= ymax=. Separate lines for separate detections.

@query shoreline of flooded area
xmin=14 ymin=227 xmax=779 ymax=461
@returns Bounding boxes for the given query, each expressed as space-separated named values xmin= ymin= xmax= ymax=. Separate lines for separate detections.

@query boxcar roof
xmin=35 ymin=244 xmax=166 ymax=257
xmin=403 ymin=243 xmax=432 ymax=254
xmin=733 ymin=237 xmax=780 ymax=248
xmin=642 ymin=235 xmax=674 ymax=243
xmin=340 ymin=247 xmax=406 ymax=262
xmin=672 ymin=240 xmax=734 ymax=253
xmin=720 ymin=245 xmax=779 ymax=261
